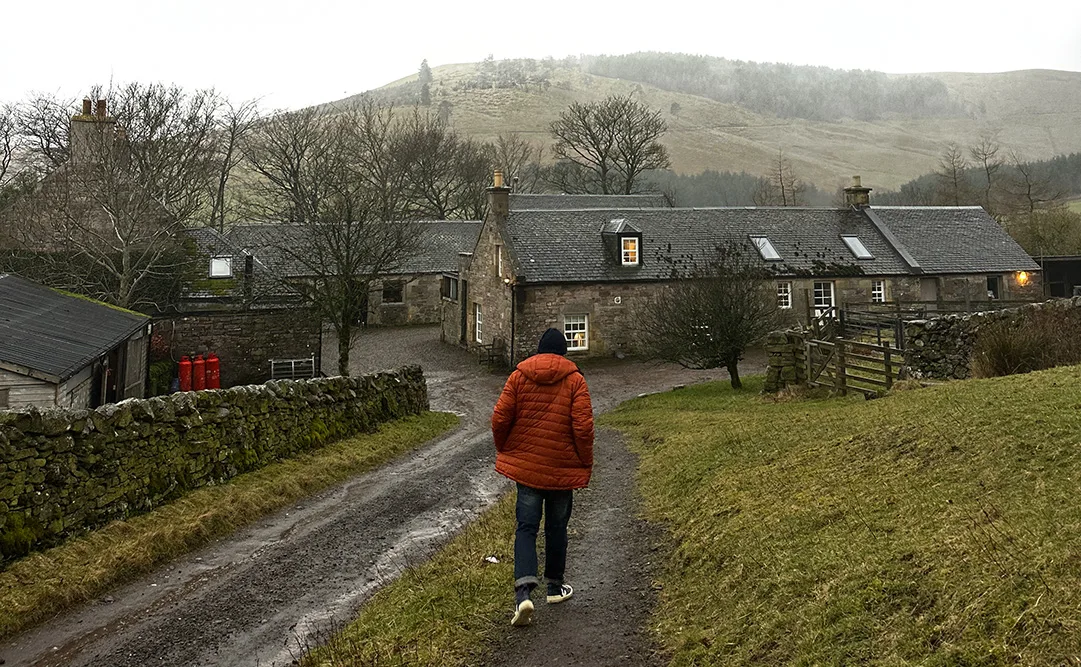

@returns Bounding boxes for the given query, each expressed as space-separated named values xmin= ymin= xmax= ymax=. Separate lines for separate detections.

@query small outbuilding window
xmin=474 ymin=303 xmax=483 ymax=343
xmin=564 ymin=314 xmax=589 ymax=351
xmin=0 ymin=388 xmax=8 ymax=409
xmin=777 ymin=281 xmax=792 ymax=309
xmin=441 ymin=275 xmax=459 ymax=301
xmin=750 ymin=236 xmax=781 ymax=261
xmin=841 ymin=236 xmax=874 ymax=260
xmin=621 ymin=237 xmax=639 ymax=265
xmin=382 ymin=281 xmax=404 ymax=303
xmin=209 ymin=256 xmax=233 ymax=278
xmin=872 ymin=280 xmax=886 ymax=303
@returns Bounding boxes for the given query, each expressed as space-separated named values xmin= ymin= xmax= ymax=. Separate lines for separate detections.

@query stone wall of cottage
xmin=904 ymin=297 xmax=1076 ymax=380
xmin=370 ymin=274 xmax=444 ymax=326
xmin=462 ymin=221 xmax=513 ymax=357
xmin=154 ymin=309 xmax=322 ymax=388
xmin=0 ymin=366 xmax=428 ymax=561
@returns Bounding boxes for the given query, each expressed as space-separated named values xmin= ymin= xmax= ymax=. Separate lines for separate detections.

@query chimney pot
xmin=82 ymin=98 xmax=92 ymax=115
xmin=852 ymin=175 xmax=861 ymax=188
xmin=493 ymin=170 xmax=504 ymax=189
xmin=95 ymin=99 xmax=106 ymax=118
xmin=843 ymin=174 xmax=872 ymax=209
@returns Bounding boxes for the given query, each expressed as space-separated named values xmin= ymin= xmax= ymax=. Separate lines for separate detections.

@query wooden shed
xmin=0 ymin=274 xmax=150 ymax=410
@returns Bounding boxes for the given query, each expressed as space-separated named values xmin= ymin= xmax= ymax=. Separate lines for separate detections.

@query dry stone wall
xmin=904 ymin=298 xmax=1080 ymax=379
xmin=762 ymin=331 xmax=808 ymax=393
xmin=0 ymin=366 xmax=428 ymax=561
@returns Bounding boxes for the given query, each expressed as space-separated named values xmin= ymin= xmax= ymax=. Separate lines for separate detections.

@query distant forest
xmin=582 ymin=52 xmax=971 ymax=122
xmin=644 ymin=170 xmax=833 ymax=207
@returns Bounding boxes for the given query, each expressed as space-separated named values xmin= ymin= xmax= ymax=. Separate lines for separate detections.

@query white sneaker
xmin=511 ymin=598 xmax=534 ymax=626
xmin=546 ymin=584 xmax=573 ymax=604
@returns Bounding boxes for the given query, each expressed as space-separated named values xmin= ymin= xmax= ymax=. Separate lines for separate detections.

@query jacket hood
xmin=516 ymin=353 xmax=580 ymax=385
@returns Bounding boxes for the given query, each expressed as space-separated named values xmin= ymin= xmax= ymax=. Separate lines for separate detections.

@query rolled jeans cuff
xmin=514 ymin=575 xmax=540 ymax=588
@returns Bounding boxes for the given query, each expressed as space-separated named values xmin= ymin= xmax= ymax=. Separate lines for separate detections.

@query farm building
xmin=443 ymin=176 xmax=1042 ymax=364
xmin=0 ymin=273 xmax=150 ymax=410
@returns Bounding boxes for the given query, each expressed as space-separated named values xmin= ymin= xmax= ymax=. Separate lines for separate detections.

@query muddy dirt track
xmin=0 ymin=326 xmax=746 ymax=667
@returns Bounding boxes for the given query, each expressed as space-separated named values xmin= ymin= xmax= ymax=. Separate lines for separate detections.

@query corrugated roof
xmin=0 ymin=274 xmax=149 ymax=382
xmin=510 ymin=193 xmax=671 ymax=210
xmin=506 ymin=207 xmax=912 ymax=283
xmin=870 ymin=207 xmax=1040 ymax=274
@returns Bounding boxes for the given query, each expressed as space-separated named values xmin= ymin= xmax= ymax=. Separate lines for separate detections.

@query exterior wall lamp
xmin=1017 ymin=271 xmax=1030 ymax=286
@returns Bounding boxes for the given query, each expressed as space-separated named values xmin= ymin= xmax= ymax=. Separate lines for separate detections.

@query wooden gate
xmin=806 ymin=338 xmax=906 ymax=397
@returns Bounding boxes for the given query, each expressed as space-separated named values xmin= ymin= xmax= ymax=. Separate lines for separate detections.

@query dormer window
xmin=209 ymin=256 xmax=233 ymax=278
xmin=621 ymin=237 xmax=639 ymax=265
xmin=841 ymin=235 xmax=874 ymax=259
xmin=750 ymin=236 xmax=781 ymax=261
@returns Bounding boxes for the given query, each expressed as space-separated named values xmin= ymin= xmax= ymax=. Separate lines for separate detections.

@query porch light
xmin=1017 ymin=271 xmax=1030 ymax=286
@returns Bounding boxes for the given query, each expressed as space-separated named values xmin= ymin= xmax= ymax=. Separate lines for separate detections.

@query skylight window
xmin=841 ymin=236 xmax=874 ymax=259
xmin=209 ymin=256 xmax=233 ymax=278
xmin=750 ymin=236 xmax=781 ymax=261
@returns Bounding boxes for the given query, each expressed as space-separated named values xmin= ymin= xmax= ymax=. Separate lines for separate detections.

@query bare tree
xmin=635 ymin=243 xmax=782 ymax=389
xmin=493 ymin=132 xmax=546 ymax=193
xmin=243 ymin=101 xmax=422 ymax=375
xmin=549 ymin=94 xmax=669 ymax=194
xmin=753 ymin=151 xmax=805 ymax=206
xmin=210 ymin=98 xmax=260 ymax=233
xmin=0 ymin=104 xmax=14 ymax=189
xmin=397 ymin=108 xmax=491 ymax=220
xmin=1005 ymin=206 xmax=1081 ymax=257
xmin=935 ymin=142 xmax=972 ymax=206
xmin=969 ymin=132 xmax=1003 ymax=215
xmin=4 ymin=84 xmax=221 ymax=309
xmin=1004 ymin=149 xmax=1061 ymax=215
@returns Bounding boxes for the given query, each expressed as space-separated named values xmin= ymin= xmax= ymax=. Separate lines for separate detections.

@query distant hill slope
xmin=329 ymin=56 xmax=1081 ymax=191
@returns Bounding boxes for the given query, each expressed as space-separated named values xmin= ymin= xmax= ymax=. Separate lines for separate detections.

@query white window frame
xmin=474 ymin=303 xmax=483 ymax=343
xmin=841 ymin=235 xmax=874 ymax=260
xmin=621 ymin=237 xmax=639 ymax=266
xmin=564 ymin=314 xmax=589 ymax=351
xmin=750 ymin=236 xmax=781 ymax=261
xmin=813 ymin=281 xmax=835 ymax=316
xmin=496 ymin=245 xmax=503 ymax=277
xmin=209 ymin=256 xmax=233 ymax=278
xmin=871 ymin=279 xmax=886 ymax=303
xmin=777 ymin=281 xmax=792 ymax=309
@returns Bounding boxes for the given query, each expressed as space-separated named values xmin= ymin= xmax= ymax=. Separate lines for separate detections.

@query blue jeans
xmin=513 ymin=483 xmax=574 ymax=588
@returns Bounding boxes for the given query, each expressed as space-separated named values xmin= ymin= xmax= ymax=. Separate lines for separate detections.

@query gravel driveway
xmin=0 ymin=325 xmax=760 ymax=667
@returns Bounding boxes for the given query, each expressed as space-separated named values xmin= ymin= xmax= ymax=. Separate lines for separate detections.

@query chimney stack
xmin=70 ymin=98 xmax=117 ymax=165
xmin=82 ymin=98 xmax=92 ymax=116
xmin=94 ymin=99 xmax=107 ymax=118
xmin=843 ymin=175 xmax=872 ymax=208
xmin=487 ymin=170 xmax=511 ymax=220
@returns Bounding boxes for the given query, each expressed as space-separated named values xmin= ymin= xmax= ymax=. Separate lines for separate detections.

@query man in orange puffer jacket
xmin=492 ymin=327 xmax=595 ymax=627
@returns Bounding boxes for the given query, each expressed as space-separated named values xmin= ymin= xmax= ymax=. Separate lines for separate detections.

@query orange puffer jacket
xmin=492 ymin=353 xmax=594 ymax=490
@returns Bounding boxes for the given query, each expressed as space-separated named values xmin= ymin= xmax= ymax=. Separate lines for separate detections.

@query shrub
xmin=971 ymin=306 xmax=1081 ymax=377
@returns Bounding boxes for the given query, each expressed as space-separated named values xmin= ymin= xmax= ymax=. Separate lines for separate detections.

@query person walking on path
xmin=491 ymin=328 xmax=595 ymax=627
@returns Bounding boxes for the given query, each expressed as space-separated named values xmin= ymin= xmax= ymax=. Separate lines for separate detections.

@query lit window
xmin=382 ymin=281 xmax=404 ymax=303
xmin=777 ymin=281 xmax=792 ymax=309
xmin=621 ymin=237 xmax=639 ymax=266
xmin=813 ymin=281 xmax=834 ymax=316
xmin=474 ymin=303 xmax=483 ymax=343
xmin=750 ymin=236 xmax=781 ymax=261
xmin=871 ymin=280 xmax=886 ymax=303
xmin=209 ymin=257 xmax=232 ymax=278
xmin=564 ymin=314 xmax=588 ymax=351
xmin=841 ymin=236 xmax=874 ymax=259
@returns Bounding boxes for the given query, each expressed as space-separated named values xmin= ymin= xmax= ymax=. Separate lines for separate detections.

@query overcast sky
xmin=2 ymin=0 xmax=1079 ymax=110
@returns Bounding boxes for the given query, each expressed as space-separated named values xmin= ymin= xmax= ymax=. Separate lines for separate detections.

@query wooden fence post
xmin=834 ymin=340 xmax=847 ymax=396
xmin=884 ymin=342 xmax=893 ymax=390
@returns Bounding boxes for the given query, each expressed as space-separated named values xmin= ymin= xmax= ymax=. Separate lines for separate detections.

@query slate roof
xmin=504 ymin=205 xmax=1038 ymax=283
xmin=506 ymin=207 xmax=913 ymax=283
xmin=0 ymin=274 xmax=149 ymax=382
xmin=510 ymin=193 xmax=671 ymax=211
xmin=181 ymin=227 xmax=300 ymax=305
xmin=221 ymin=221 xmax=481 ymax=277
xmin=871 ymin=207 xmax=1040 ymax=274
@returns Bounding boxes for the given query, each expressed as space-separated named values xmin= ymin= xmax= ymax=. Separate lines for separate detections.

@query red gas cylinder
xmin=206 ymin=353 xmax=221 ymax=390
xmin=178 ymin=355 xmax=193 ymax=392
xmin=193 ymin=354 xmax=206 ymax=391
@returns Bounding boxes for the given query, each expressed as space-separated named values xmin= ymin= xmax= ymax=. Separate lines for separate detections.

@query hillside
xmin=332 ymin=57 xmax=1081 ymax=191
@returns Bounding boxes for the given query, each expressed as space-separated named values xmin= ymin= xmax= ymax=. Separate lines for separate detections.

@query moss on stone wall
xmin=0 ymin=366 xmax=428 ymax=562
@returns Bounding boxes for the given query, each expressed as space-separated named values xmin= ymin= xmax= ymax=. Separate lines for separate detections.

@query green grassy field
xmin=1068 ymin=199 xmax=1081 ymax=214
xmin=0 ymin=412 xmax=458 ymax=640
xmin=599 ymin=372 xmax=1081 ymax=665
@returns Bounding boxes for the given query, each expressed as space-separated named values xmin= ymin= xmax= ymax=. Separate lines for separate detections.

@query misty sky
xmin=2 ymin=0 xmax=1079 ymax=110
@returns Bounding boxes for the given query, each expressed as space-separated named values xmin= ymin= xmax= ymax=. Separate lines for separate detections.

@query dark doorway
xmin=459 ymin=280 xmax=469 ymax=344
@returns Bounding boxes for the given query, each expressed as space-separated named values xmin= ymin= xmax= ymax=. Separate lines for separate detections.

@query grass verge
xmin=0 ymin=411 xmax=458 ymax=640
xmin=599 ymin=372 xmax=1081 ymax=665
xmin=302 ymin=493 xmax=516 ymax=667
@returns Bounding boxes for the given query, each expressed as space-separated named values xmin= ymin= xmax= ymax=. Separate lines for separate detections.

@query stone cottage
xmin=442 ymin=175 xmax=1042 ymax=364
